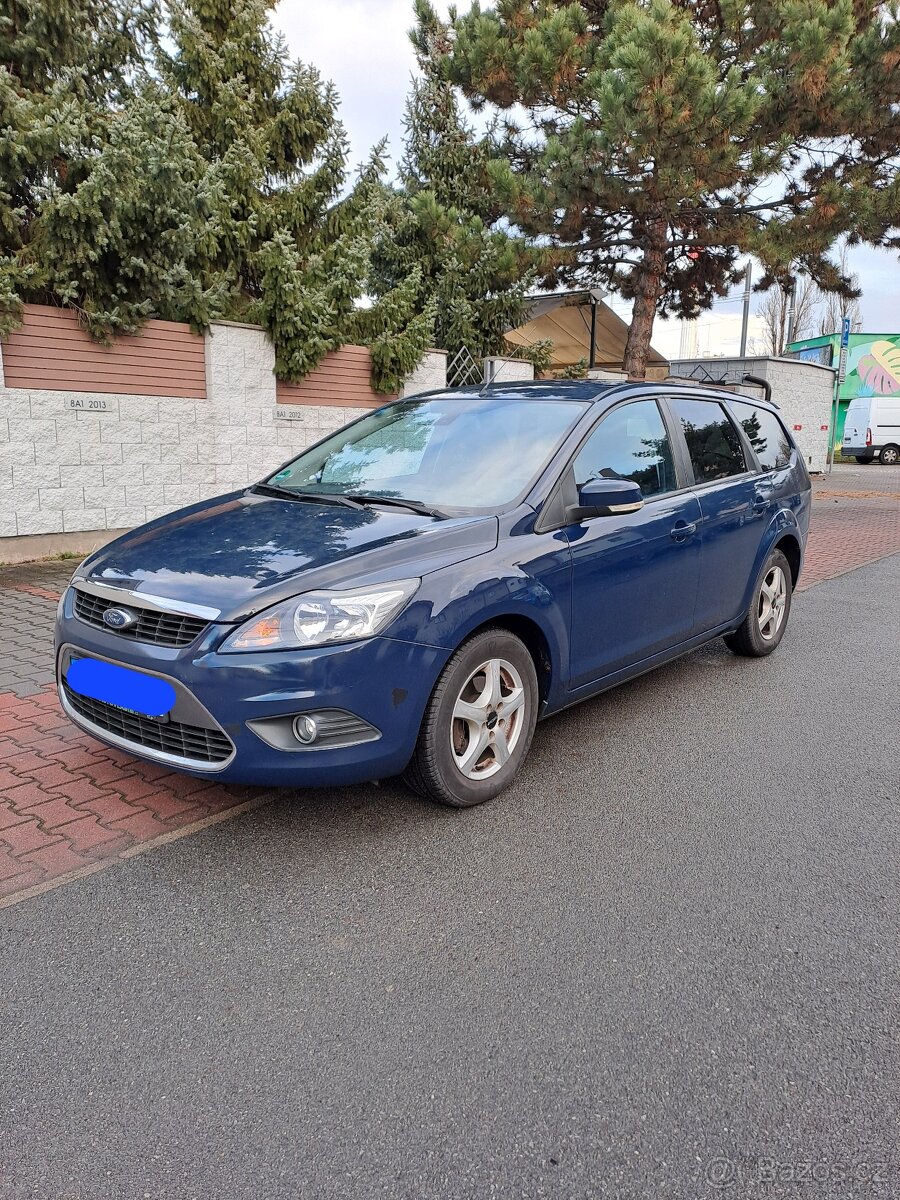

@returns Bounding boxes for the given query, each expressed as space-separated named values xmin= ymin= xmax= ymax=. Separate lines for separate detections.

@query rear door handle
xmin=670 ymin=520 xmax=697 ymax=542
xmin=752 ymin=492 xmax=772 ymax=514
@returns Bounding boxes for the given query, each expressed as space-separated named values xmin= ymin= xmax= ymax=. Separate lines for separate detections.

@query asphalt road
xmin=2 ymin=555 xmax=898 ymax=1200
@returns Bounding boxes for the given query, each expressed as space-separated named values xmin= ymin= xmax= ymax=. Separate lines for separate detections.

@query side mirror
xmin=575 ymin=477 xmax=644 ymax=517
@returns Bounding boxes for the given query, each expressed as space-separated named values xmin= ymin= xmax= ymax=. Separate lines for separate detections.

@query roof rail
xmin=741 ymin=373 xmax=774 ymax=406
xmin=664 ymin=369 xmax=777 ymax=408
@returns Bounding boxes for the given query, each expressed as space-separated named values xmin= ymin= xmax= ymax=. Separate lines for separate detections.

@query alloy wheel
xmin=758 ymin=565 xmax=787 ymax=641
xmin=450 ymin=658 xmax=527 ymax=780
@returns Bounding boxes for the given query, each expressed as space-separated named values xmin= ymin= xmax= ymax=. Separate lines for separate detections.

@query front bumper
xmin=55 ymin=588 xmax=450 ymax=786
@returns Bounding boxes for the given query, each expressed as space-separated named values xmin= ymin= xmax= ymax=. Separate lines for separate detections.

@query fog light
xmin=292 ymin=714 xmax=319 ymax=745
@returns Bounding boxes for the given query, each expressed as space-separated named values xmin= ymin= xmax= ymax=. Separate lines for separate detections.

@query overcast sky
xmin=273 ymin=0 xmax=898 ymax=336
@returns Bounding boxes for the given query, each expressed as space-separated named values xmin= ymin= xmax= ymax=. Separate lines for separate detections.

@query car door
xmin=664 ymin=395 xmax=767 ymax=630
xmin=563 ymin=397 xmax=702 ymax=690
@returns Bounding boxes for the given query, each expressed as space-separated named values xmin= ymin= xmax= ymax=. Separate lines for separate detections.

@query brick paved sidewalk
xmin=801 ymin=466 xmax=900 ymax=589
xmin=0 ymin=560 xmax=269 ymax=903
xmin=0 ymin=467 xmax=897 ymax=904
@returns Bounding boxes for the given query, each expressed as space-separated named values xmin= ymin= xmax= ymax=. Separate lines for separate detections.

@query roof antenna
xmin=479 ymin=357 xmax=497 ymax=395
xmin=479 ymin=354 xmax=532 ymax=394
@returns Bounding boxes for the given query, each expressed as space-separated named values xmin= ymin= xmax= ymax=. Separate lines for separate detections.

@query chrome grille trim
xmin=71 ymin=577 xmax=221 ymax=620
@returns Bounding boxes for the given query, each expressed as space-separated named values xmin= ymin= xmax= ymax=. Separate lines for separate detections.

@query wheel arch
xmin=455 ymin=613 xmax=556 ymax=710
xmin=772 ymin=530 xmax=802 ymax=589
xmin=735 ymin=516 xmax=804 ymax=623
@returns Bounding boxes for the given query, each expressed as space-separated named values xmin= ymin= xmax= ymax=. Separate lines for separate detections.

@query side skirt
xmin=540 ymin=621 xmax=738 ymax=719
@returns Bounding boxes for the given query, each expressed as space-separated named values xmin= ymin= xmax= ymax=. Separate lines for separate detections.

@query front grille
xmin=62 ymin=682 xmax=233 ymax=764
xmin=74 ymin=588 xmax=208 ymax=648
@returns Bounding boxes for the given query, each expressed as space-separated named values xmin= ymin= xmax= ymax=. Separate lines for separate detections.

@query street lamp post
xmin=827 ymin=315 xmax=851 ymax=473
xmin=739 ymin=262 xmax=752 ymax=357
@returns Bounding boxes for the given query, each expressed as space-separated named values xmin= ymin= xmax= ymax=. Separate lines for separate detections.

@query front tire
xmin=403 ymin=628 xmax=539 ymax=807
xmin=724 ymin=548 xmax=793 ymax=658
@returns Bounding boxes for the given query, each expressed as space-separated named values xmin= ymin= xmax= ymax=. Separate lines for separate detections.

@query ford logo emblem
xmin=103 ymin=607 xmax=137 ymax=630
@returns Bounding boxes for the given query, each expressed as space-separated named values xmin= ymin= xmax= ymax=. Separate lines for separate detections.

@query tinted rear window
xmin=669 ymin=398 xmax=747 ymax=484
xmin=730 ymin=402 xmax=793 ymax=471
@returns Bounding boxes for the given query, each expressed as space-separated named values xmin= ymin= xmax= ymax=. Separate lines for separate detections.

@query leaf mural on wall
xmin=857 ymin=340 xmax=900 ymax=396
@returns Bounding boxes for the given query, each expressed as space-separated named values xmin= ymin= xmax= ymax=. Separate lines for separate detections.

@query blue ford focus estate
xmin=56 ymin=381 xmax=810 ymax=806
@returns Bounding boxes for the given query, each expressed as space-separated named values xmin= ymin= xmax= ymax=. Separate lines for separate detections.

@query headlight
xmin=220 ymin=579 xmax=420 ymax=653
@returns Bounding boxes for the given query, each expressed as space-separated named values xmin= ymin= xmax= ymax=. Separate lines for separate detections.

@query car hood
xmin=78 ymin=490 xmax=499 ymax=622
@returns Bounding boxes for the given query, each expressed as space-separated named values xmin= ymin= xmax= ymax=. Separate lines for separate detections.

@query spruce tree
xmin=35 ymin=85 xmax=227 ymax=337
xmin=423 ymin=0 xmax=900 ymax=377
xmin=160 ymin=0 xmax=383 ymax=379
xmin=0 ymin=0 xmax=222 ymax=336
xmin=1 ymin=0 xmax=144 ymax=331
xmin=368 ymin=7 xmax=549 ymax=384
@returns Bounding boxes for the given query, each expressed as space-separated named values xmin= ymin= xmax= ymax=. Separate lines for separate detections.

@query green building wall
xmin=787 ymin=332 xmax=900 ymax=449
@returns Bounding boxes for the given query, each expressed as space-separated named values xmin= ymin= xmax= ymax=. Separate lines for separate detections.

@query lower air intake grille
xmin=62 ymin=683 xmax=233 ymax=765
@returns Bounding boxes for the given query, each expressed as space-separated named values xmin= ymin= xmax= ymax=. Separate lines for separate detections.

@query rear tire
xmin=855 ymin=456 xmax=872 ymax=464
xmin=879 ymin=445 xmax=899 ymax=465
xmin=403 ymin=628 xmax=539 ymax=807
xmin=724 ymin=548 xmax=793 ymax=658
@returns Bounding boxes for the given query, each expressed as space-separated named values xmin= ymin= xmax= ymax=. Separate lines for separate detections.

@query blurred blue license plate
xmin=66 ymin=657 xmax=176 ymax=720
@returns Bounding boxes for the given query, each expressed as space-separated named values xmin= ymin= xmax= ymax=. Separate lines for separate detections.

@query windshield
xmin=264 ymin=395 xmax=588 ymax=511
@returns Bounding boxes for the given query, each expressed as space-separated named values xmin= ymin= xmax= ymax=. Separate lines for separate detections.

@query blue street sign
xmin=841 ymin=315 xmax=851 ymax=347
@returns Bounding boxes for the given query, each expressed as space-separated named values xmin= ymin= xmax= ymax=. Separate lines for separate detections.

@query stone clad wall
xmin=741 ymin=358 xmax=834 ymax=473
xmin=0 ymin=317 xmax=447 ymax=554
xmin=483 ymin=356 xmax=536 ymax=385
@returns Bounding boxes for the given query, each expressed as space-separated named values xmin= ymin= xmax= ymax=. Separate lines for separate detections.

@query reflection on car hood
xmin=78 ymin=490 xmax=499 ymax=621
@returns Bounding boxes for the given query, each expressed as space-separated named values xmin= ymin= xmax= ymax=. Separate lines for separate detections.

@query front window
xmin=266 ymin=395 xmax=588 ymax=511
xmin=572 ymin=399 xmax=677 ymax=498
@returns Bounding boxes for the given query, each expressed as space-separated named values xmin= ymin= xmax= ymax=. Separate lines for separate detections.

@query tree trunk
xmin=622 ymin=220 xmax=667 ymax=380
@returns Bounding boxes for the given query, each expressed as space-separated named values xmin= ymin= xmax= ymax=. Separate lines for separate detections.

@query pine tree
xmin=159 ymin=0 xmax=383 ymax=379
xmin=367 ymin=7 xmax=549 ymax=385
xmin=423 ymin=0 xmax=900 ymax=378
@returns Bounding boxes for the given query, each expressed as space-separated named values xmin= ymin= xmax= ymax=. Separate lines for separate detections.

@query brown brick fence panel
xmin=1 ymin=304 xmax=206 ymax=399
xmin=276 ymin=345 xmax=396 ymax=408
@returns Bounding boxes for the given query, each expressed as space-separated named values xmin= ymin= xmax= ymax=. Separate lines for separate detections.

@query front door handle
xmin=670 ymin=520 xmax=697 ymax=542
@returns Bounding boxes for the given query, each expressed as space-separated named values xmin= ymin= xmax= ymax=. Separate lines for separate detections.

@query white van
xmin=841 ymin=395 xmax=900 ymax=464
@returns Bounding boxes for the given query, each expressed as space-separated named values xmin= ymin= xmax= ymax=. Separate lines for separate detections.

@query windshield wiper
xmin=344 ymin=493 xmax=445 ymax=518
xmin=251 ymin=483 xmax=364 ymax=510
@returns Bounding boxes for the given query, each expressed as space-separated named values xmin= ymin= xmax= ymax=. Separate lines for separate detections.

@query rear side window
xmin=669 ymin=398 xmax=746 ymax=484
xmin=730 ymin=401 xmax=793 ymax=471
xmin=572 ymin=399 xmax=677 ymax=498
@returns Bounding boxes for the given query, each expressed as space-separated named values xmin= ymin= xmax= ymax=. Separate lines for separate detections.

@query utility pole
xmin=784 ymin=278 xmax=797 ymax=350
xmin=739 ymin=262 xmax=752 ymax=357
xmin=827 ymin=315 xmax=851 ymax=473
